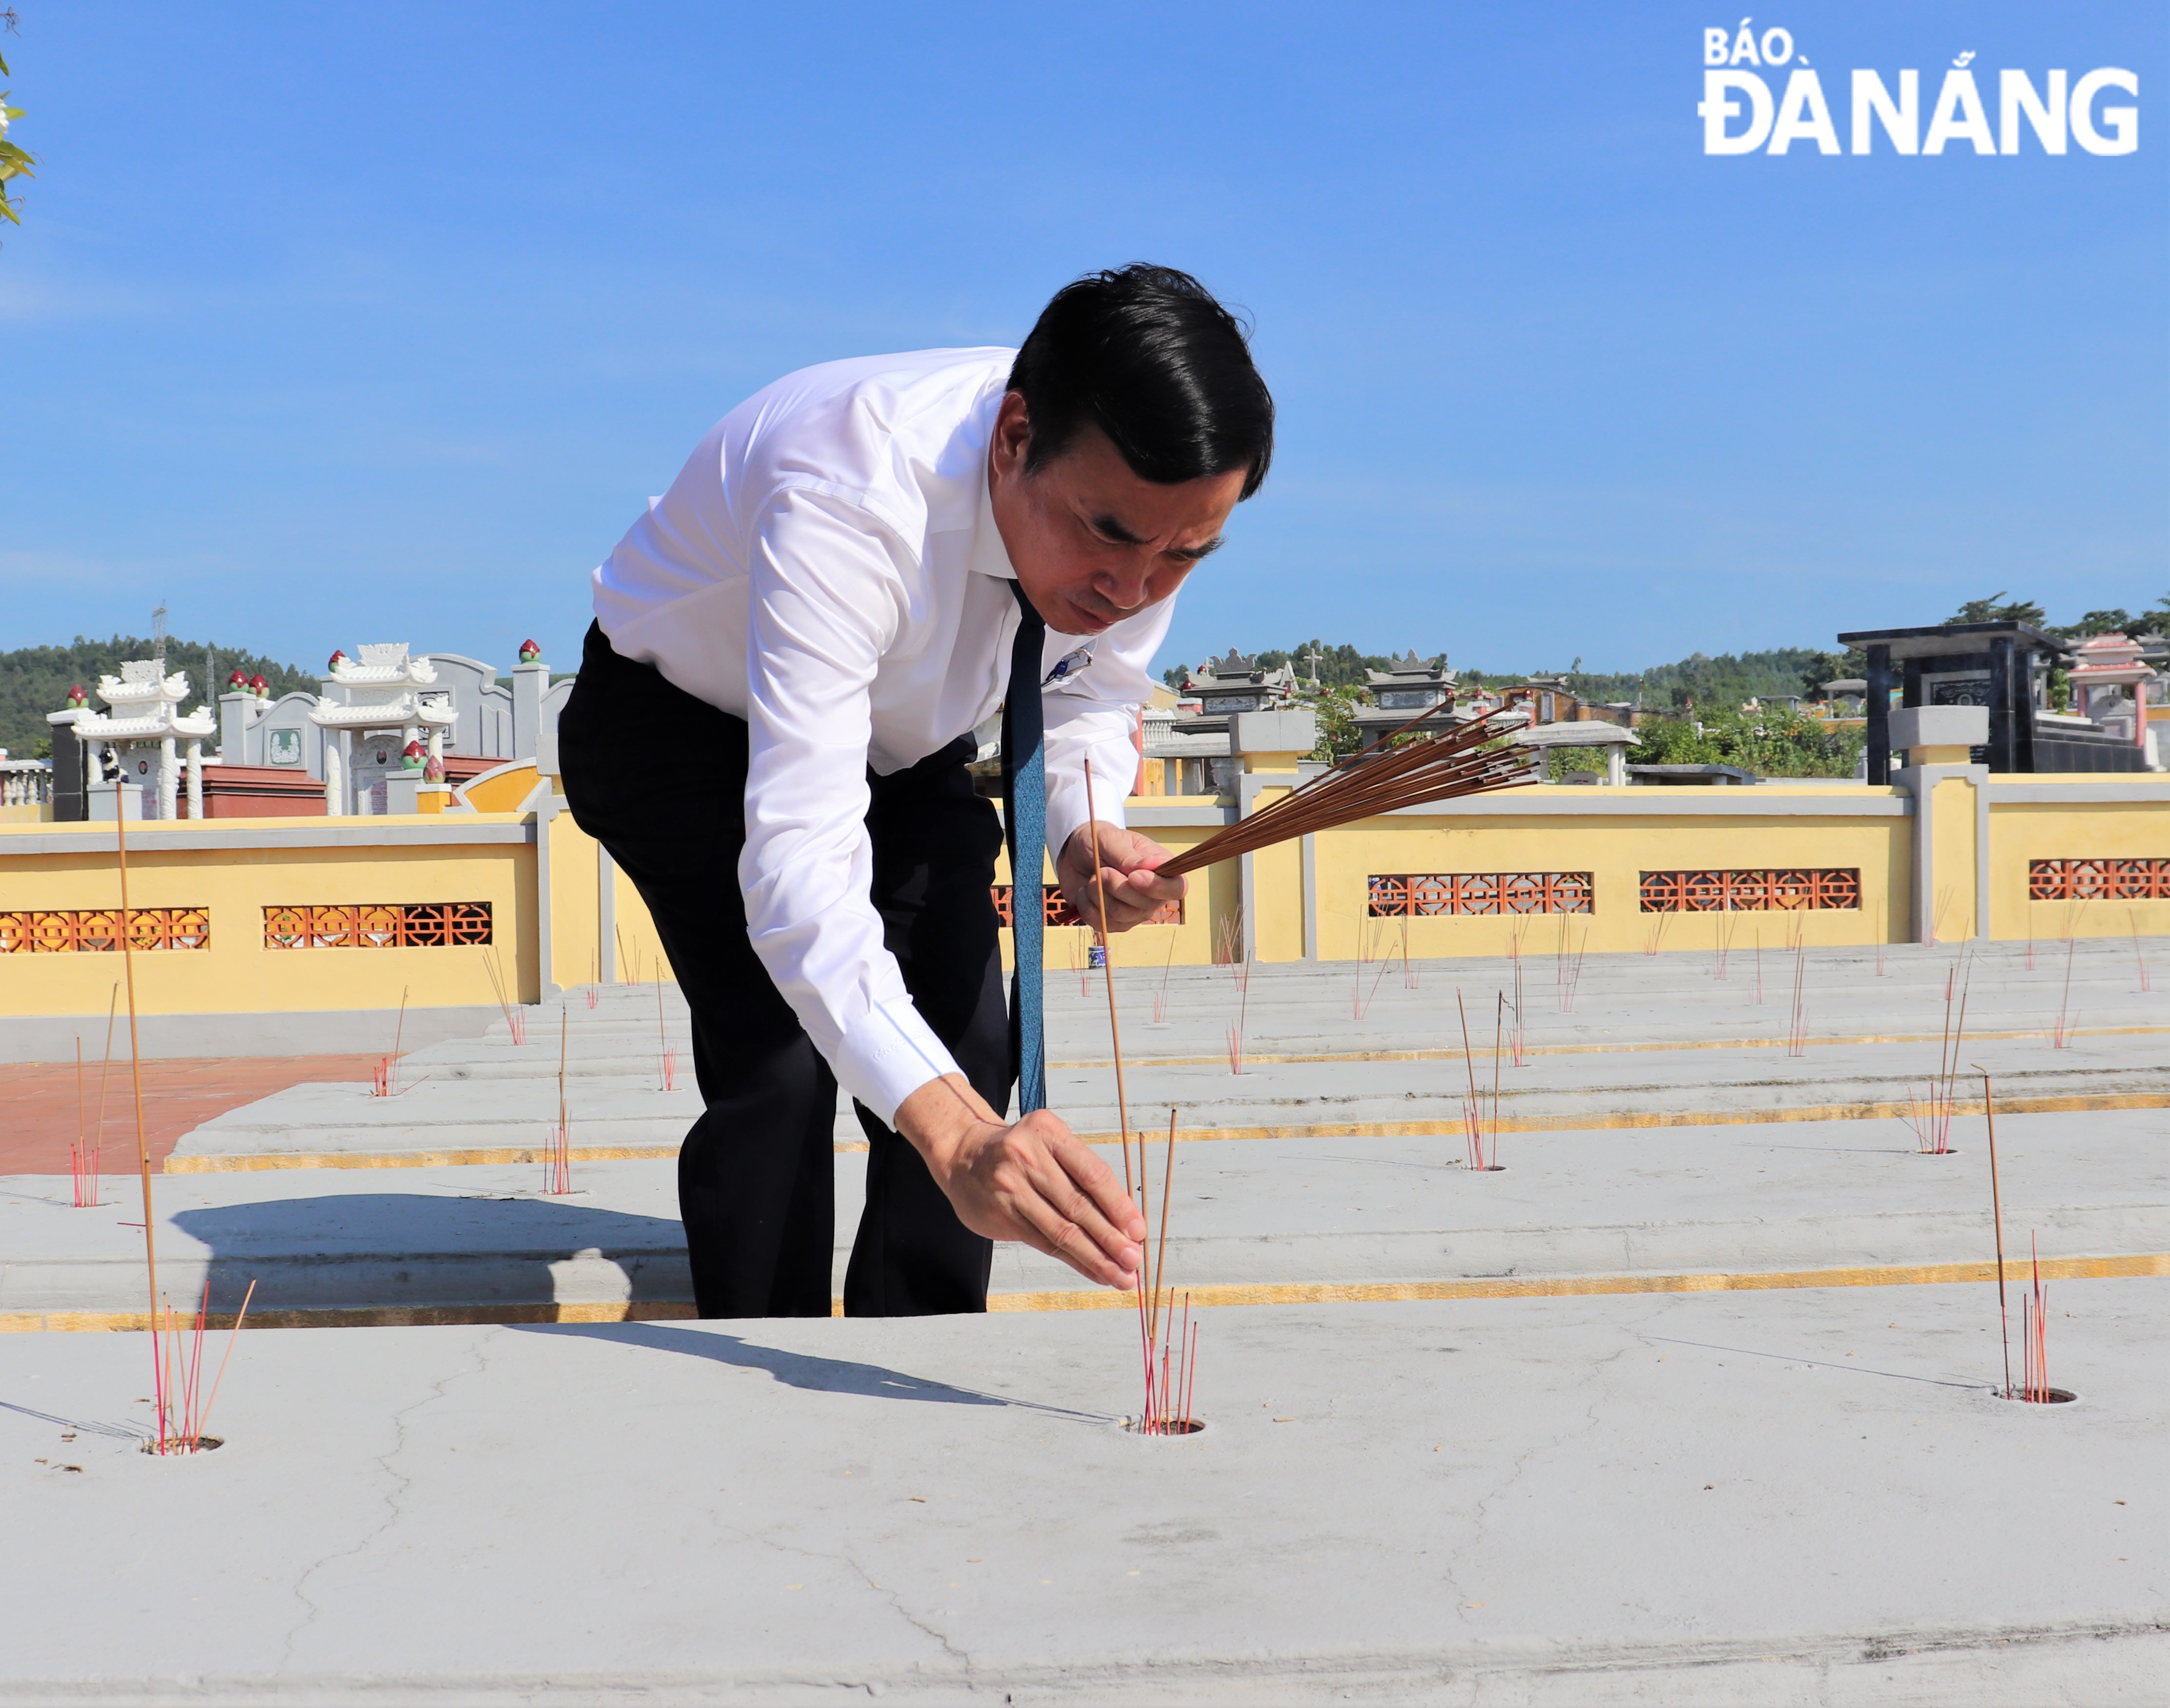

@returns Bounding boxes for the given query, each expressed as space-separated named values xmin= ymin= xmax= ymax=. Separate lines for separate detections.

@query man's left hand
xmin=1057 ymin=822 xmax=1186 ymax=933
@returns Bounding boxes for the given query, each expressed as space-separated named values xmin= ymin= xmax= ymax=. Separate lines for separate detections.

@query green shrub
xmin=1622 ymin=706 xmax=1864 ymax=778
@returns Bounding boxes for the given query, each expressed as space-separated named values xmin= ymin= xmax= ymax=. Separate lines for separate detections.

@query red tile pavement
xmin=0 ymin=1055 xmax=388 ymax=1174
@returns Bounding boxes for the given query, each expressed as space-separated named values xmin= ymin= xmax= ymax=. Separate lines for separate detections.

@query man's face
xmin=987 ymin=391 xmax=1248 ymax=638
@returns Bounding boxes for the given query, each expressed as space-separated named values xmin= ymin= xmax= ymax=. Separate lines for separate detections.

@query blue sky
xmin=5 ymin=1 xmax=2165 ymax=681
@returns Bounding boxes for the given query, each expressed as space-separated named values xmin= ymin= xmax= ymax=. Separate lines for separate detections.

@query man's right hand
xmin=894 ymin=1074 xmax=1145 ymax=1289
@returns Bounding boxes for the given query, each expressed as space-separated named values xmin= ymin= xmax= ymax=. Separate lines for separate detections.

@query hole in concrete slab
xmin=1915 ymin=1149 xmax=1963 ymax=1157
xmin=1121 ymin=1418 xmax=1206 ymax=1436
xmin=1470 ymin=1164 xmax=1507 ymax=1172
xmin=2005 ymin=1389 xmax=2079 ymax=1406
xmin=140 ymin=1436 xmax=224 ymax=1455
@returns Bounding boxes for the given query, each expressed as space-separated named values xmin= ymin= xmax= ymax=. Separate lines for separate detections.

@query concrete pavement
xmin=10 ymin=1110 xmax=2165 ymax=1323
xmin=164 ymin=939 xmax=2170 ymax=1169
xmin=1 ymin=1282 xmax=2162 ymax=1702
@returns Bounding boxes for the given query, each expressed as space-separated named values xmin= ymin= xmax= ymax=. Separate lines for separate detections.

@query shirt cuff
xmin=833 ymin=996 xmax=963 ymax=1128
xmin=1044 ymin=759 xmax=1130 ymax=875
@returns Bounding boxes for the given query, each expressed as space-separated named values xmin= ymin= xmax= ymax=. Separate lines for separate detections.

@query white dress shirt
xmin=592 ymin=348 xmax=1173 ymax=1125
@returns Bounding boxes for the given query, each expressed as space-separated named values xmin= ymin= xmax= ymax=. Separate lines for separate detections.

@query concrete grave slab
xmin=0 ymin=1282 xmax=2163 ymax=1702
xmin=11 ymin=1112 xmax=2165 ymax=1324
xmin=160 ymin=938 xmax=2169 ymax=1172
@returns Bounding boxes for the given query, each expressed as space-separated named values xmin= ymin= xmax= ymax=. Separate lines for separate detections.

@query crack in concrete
xmin=1443 ymin=1297 xmax=1658 ymax=1624
xmin=278 ymin=1327 xmax=502 ymax=1668
xmin=840 ymin=1544 xmax=976 ymax=1678
xmin=693 ymin=1499 xmax=977 ymax=1685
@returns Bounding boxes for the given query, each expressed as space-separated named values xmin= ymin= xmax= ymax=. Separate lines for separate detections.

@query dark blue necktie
xmin=1002 ymin=582 xmax=1048 ymax=1115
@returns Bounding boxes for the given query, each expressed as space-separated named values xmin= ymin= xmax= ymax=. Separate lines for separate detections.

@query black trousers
xmin=557 ymin=622 xmax=1012 ymax=1318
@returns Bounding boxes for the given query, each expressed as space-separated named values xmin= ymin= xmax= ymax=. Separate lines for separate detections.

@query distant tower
xmin=152 ymin=602 xmax=170 ymax=666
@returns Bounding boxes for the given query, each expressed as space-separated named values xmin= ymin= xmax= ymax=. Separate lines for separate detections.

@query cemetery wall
xmin=0 ymin=772 xmax=2163 ymax=1057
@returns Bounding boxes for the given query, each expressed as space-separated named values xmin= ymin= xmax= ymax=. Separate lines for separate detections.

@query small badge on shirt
xmin=1043 ymin=643 xmax=1096 ymax=687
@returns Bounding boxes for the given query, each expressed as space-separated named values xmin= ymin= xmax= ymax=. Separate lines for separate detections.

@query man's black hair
xmin=1007 ymin=264 xmax=1274 ymax=499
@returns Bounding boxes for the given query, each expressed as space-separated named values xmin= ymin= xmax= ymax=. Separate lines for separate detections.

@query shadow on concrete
xmin=168 ymin=1193 xmax=690 ymax=1312
xmin=0 ymin=1399 xmax=148 ymax=1443
xmin=1643 ymin=1334 xmax=1983 ymax=1390
xmin=524 ymin=1320 xmax=1111 ymax=1423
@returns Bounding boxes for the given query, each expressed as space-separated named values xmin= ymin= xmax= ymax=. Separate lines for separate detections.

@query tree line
xmin=0 ymin=637 xmax=316 ymax=759
xmin=1171 ymin=592 xmax=2170 ymax=714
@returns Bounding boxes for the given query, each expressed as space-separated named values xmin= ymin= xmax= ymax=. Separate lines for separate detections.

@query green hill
xmin=0 ymin=637 xmax=316 ymax=760
xmin=1170 ymin=640 xmax=1838 ymax=707
xmin=1181 ymin=593 xmax=2170 ymax=711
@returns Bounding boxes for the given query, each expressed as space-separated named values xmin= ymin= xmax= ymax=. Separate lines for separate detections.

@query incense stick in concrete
xmin=551 ymin=1006 xmax=573 ymax=1194
xmin=193 ymin=1278 xmax=256 ymax=1449
xmin=1975 ymin=1067 xmax=2013 ymax=1400
xmin=2052 ymin=937 xmax=2076 ymax=1048
xmin=91 ymin=984 xmax=119 ymax=1202
xmin=114 ymin=803 xmax=164 ymax=1453
xmin=1150 ymin=1108 xmax=1176 ymax=1346
xmin=655 ymin=973 xmax=675 ymax=1093
xmin=1456 ymin=989 xmax=1484 ymax=1169
xmin=1181 ymin=1305 xmax=1198 ymax=1430
xmin=1081 ymin=757 xmax=1134 ymax=1196
xmin=1491 ymin=991 xmax=1505 ymax=1168
xmin=72 ymin=1035 xmax=99 ymax=1208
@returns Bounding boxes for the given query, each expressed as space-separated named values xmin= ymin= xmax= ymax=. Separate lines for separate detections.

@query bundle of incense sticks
xmin=1153 ymin=708 xmax=1532 ymax=879
xmin=1081 ymin=759 xmax=1200 ymax=1436
xmin=1907 ymin=953 xmax=1972 ymax=1153
xmin=71 ymin=1037 xmax=103 ymax=1208
xmin=371 ymin=986 xmax=411 ymax=1096
xmin=1212 ymin=909 xmax=1249 ymax=980
xmin=1132 ymin=1112 xmax=1201 ymax=1435
xmin=151 ymin=1277 xmax=256 ymax=1454
xmin=482 ymin=947 xmax=527 ymax=1045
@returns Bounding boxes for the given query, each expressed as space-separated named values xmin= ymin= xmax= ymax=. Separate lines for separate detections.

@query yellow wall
xmin=1305 ymin=788 xmax=1912 ymax=961
xmin=4 ymin=775 xmax=2164 ymax=1028
xmin=0 ymin=815 xmax=535 ymax=1019
xmin=456 ymin=761 xmax=542 ymax=814
xmin=1928 ymin=776 xmax=1980 ymax=943
xmin=544 ymin=805 xmax=675 ymax=991
xmin=1992 ymin=779 xmax=2170 ymax=941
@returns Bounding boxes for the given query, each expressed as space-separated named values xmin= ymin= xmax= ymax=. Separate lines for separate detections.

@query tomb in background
xmin=48 ymin=662 xmax=218 ymax=820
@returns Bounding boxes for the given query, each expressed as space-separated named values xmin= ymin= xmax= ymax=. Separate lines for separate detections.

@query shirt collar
xmin=968 ymin=429 xmax=1018 ymax=583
